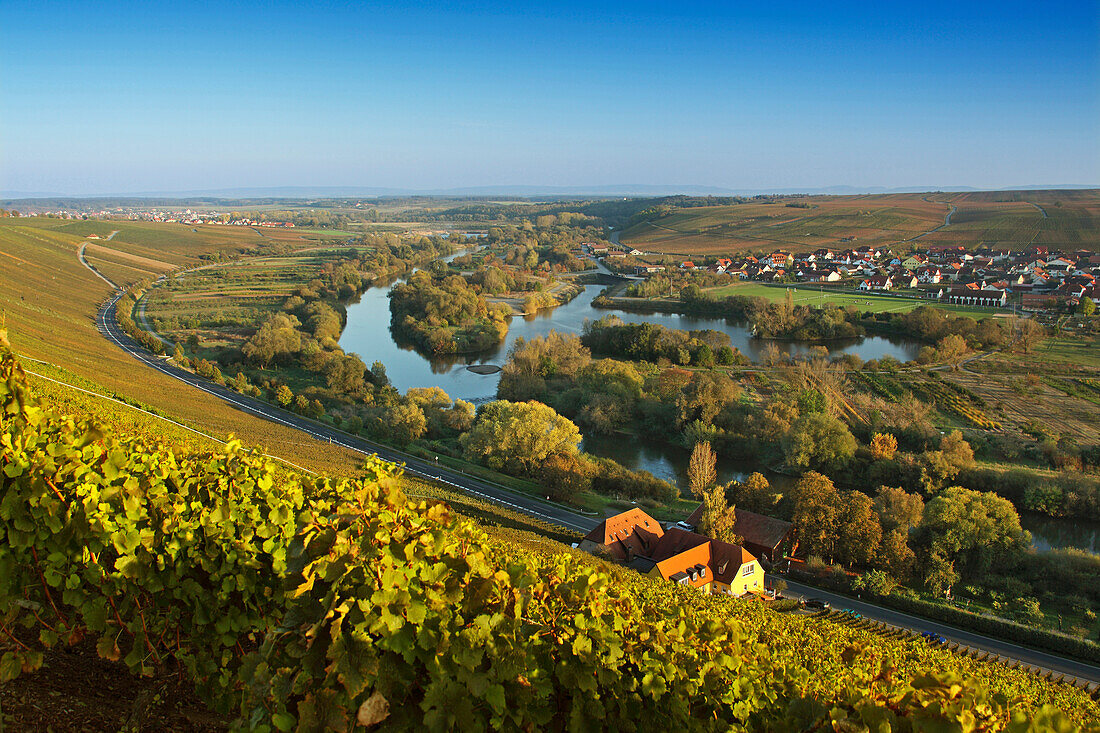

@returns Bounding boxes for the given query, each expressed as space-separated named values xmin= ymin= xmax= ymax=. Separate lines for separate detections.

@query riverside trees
xmin=390 ymin=271 xmax=510 ymax=354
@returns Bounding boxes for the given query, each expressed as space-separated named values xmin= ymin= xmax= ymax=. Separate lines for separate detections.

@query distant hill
xmin=619 ymin=188 xmax=1100 ymax=256
xmin=4 ymin=183 xmax=1097 ymax=201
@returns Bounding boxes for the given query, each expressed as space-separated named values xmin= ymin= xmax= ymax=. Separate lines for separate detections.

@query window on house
xmin=742 ymin=564 xmax=754 ymax=577
xmin=699 ymin=567 xmax=706 ymax=578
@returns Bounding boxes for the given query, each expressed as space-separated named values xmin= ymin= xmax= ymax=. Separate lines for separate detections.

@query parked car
xmin=921 ymin=631 xmax=948 ymax=645
xmin=802 ymin=598 xmax=831 ymax=610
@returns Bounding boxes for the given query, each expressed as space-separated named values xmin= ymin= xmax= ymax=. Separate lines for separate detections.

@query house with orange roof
xmin=580 ymin=510 xmax=765 ymax=597
xmin=645 ymin=529 xmax=763 ymax=596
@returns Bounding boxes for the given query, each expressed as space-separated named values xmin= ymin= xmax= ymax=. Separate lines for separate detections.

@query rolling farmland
xmin=620 ymin=189 xmax=1100 ymax=256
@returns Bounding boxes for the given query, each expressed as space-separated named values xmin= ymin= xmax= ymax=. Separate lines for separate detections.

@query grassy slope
xmin=621 ymin=190 xmax=1100 ymax=256
xmin=0 ymin=219 xmax=571 ymax=541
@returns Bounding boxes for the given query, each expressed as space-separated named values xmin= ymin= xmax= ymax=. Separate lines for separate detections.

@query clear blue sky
xmin=2 ymin=1 xmax=1098 ymax=195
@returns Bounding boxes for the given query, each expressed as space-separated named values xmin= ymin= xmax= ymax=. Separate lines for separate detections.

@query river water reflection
xmin=340 ymin=283 xmax=921 ymax=402
xmin=340 ymin=278 xmax=913 ymax=500
xmin=340 ymin=278 xmax=1094 ymax=554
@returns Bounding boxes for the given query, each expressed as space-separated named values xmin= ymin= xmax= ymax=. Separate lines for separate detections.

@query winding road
xmin=900 ymin=202 xmax=957 ymax=243
xmin=91 ymin=265 xmax=1100 ymax=690
xmin=94 ymin=290 xmax=598 ymax=535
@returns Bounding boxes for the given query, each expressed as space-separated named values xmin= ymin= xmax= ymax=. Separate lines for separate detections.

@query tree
xmin=729 ymin=472 xmax=780 ymax=514
xmin=796 ymin=389 xmax=827 ymax=415
xmin=384 ymin=403 xmax=427 ymax=445
xmin=935 ymin=333 xmax=968 ymax=369
xmin=782 ymin=412 xmax=857 ymax=471
xmin=406 ymin=386 xmax=453 ymax=410
xmin=834 ymin=491 xmax=882 ymax=567
xmin=873 ymin=486 xmax=924 ymax=535
xmin=275 ymin=384 xmax=294 ymax=407
xmin=242 ymin=313 xmax=303 ymax=368
xmin=461 ymin=400 xmax=582 ymax=474
xmin=172 ymin=342 xmax=186 ymax=364
xmin=324 ymin=353 xmax=368 ymax=395
xmin=869 ymin=433 xmax=898 ymax=461
xmin=789 ymin=471 xmax=840 ymax=559
xmin=676 ymin=372 xmax=740 ymax=428
xmin=879 ymin=529 xmax=916 ymax=580
xmin=1079 ymin=298 xmax=1096 ymax=317
xmin=294 ymin=394 xmax=310 ymax=413
xmin=1009 ymin=317 xmax=1045 ymax=353
xmin=697 ymin=484 xmax=740 ymax=545
xmin=498 ymin=333 xmax=591 ymax=402
xmin=688 ymin=441 xmax=717 ymax=498
xmin=940 ymin=430 xmax=975 ymax=472
xmin=538 ymin=453 xmax=591 ymax=502
xmin=914 ymin=486 xmax=1029 ymax=592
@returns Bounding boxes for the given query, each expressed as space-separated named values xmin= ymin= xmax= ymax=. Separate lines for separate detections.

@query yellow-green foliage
xmin=1 ymin=337 xmax=1095 ymax=730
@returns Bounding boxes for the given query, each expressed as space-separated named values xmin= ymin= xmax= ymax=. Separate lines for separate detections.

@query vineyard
xmin=2 ymin=337 xmax=1099 ymax=729
xmin=945 ymin=371 xmax=1100 ymax=444
xmin=911 ymin=376 xmax=1004 ymax=431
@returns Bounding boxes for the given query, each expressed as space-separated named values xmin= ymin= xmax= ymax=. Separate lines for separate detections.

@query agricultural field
xmin=943 ymin=370 xmax=1100 ymax=445
xmin=0 ymin=218 xmax=567 ymax=542
xmin=620 ymin=189 xmax=1100 ymax=256
xmin=0 ymin=220 xmax=374 ymax=475
xmin=143 ymin=246 xmax=376 ymax=349
xmin=702 ymin=281 xmax=1013 ymax=319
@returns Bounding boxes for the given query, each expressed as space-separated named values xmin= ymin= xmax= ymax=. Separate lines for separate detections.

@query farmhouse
xmin=645 ymin=530 xmax=763 ymax=597
xmin=579 ymin=509 xmax=766 ymax=597
xmin=577 ymin=507 xmax=664 ymax=562
xmin=684 ymin=505 xmax=793 ymax=563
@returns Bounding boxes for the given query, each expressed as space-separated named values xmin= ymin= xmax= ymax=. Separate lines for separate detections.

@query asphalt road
xmin=95 ymin=291 xmax=599 ymax=535
xmin=95 ymin=288 xmax=1100 ymax=689
xmin=779 ymin=577 xmax=1100 ymax=687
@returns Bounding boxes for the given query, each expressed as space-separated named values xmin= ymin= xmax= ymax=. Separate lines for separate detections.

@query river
xmin=339 ymin=272 xmax=1094 ymax=554
xmin=1021 ymin=513 xmax=1100 ymax=553
xmin=340 ymin=283 xmax=920 ymax=403
xmin=339 ymin=272 xmax=914 ymax=494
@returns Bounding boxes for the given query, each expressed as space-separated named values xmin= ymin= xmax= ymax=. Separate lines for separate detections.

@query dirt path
xmin=1027 ymin=202 xmax=1049 ymax=218
xmin=901 ymin=201 xmax=956 ymax=243
xmin=77 ymin=242 xmax=119 ymax=288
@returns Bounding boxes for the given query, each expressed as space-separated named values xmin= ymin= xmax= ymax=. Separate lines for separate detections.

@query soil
xmin=0 ymin=639 xmax=225 ymax=732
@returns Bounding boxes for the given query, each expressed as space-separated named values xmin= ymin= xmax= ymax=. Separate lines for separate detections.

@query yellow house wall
xmin=733 ymin=561 xmax=763 ymax=595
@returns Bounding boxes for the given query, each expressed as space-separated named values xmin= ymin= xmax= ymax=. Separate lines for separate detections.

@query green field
xmin=703 ymin=282 xmax=1013 ymax=319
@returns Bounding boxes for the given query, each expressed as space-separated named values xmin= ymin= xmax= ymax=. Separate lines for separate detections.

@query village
xmin=586 ymin=241 xmax=1100 ymax=312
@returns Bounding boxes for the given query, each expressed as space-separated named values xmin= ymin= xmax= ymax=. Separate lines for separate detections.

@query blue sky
xmin=2 ymin=1 xmax=1097 ymax=195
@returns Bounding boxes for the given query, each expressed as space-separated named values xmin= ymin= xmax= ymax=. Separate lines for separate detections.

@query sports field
xmin=704 ymin=282 xmax=1013 ymax=319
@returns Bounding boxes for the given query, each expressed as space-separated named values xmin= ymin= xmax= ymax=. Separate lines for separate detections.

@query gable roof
xmin=651 ymin=531 xmax=757 ymax=589
xmin=581 ymin=507 xmax=664 ymax=560
xmin=685 ymin=506 xmax=792 ymax=552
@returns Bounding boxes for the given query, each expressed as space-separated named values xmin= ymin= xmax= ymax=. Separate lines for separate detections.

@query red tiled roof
xmin=581 ymin=508 xmax=664 ymax=560
xmin=651 ymin=532 xmax=757 ymax=589
xmin=685 ymin=506 xmax=792 ymax=553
